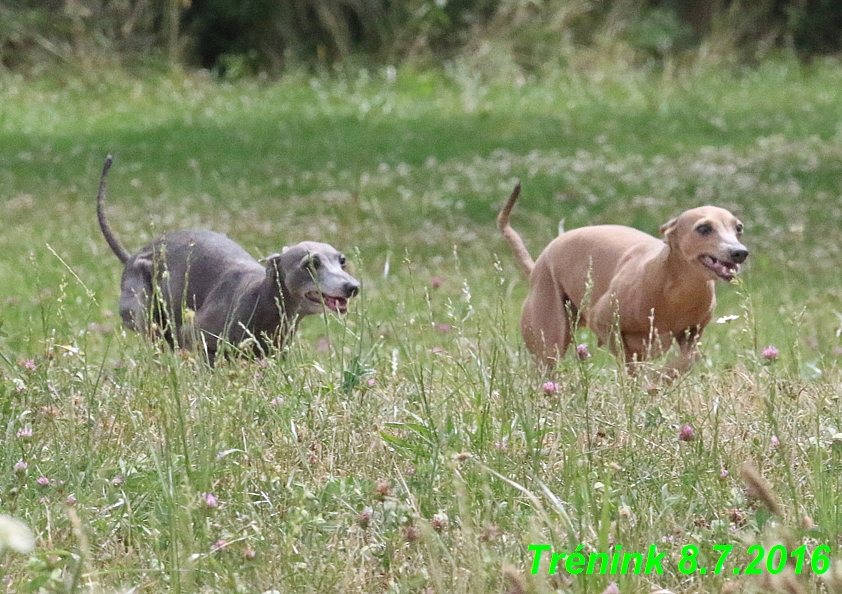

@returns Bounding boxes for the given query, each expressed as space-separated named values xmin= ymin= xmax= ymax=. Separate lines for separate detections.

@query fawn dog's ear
xmin=660 ymin=217 xmax=678 ymax=243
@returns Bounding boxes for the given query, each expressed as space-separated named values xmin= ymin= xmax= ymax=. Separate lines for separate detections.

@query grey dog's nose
xmin=730 ymin=247 xmax=749 ymax=263
xmin=344 ymin=281 xmax=361 ymax=297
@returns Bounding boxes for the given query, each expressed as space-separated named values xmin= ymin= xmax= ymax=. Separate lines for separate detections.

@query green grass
xmin=1 ymin=58 xmax=842 ymax=592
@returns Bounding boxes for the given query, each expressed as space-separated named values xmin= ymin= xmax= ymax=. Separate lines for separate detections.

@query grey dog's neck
xmin=257 ymin=267 xmax=298 ymax=325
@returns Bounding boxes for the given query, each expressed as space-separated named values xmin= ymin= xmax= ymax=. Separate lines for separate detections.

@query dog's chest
xmin=654 ymin=292 xmax=714 ymax=334
xmin=615 ymin=284 xmax=713 ymax=334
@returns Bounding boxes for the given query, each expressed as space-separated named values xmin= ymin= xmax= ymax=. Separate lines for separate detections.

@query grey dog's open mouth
xmin=699 ymin=255 xmax=739 ymax=281
xmin=306 ymin=291 xmax=349 ymax=314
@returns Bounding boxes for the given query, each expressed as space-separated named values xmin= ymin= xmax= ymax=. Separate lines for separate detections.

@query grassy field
xmin=2 ymin=57 xmax=842 ymax=593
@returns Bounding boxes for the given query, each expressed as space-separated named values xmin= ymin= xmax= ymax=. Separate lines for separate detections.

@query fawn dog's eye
xmin=695 ymin=223 xmax=712 ymax=236
xmin=735 ymin=222 xmax=744 ymax=234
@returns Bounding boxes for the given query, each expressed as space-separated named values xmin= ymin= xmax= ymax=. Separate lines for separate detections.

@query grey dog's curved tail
xmin=96 ymin=155 xmax=130 ymax=264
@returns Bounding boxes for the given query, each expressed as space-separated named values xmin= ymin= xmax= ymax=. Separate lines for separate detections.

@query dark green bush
xmin=792 ymin=0 xmax=842 ymax=55
xmin=3 ymin=0 xmax=842 ymax=75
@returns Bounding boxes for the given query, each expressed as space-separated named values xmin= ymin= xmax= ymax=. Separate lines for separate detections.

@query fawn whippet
xmin=498 ymin=183 xmax=748 ymax=376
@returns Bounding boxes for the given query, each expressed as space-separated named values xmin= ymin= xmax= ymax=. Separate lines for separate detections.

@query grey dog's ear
xmin=259 ymin=253 xmax=284 ymax=276
xmin=259 ymin=253 xmax=283 ymax=264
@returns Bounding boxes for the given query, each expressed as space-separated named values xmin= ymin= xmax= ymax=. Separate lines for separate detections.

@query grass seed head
xmin=502 ymin=564 xmax=526 ymax=594
xmin=740 ymin=463 xmax=783 ymax=516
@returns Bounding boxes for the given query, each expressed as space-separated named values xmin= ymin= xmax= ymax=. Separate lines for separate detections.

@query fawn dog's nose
xmin=729 ymin=247 xmax=748 ymax=264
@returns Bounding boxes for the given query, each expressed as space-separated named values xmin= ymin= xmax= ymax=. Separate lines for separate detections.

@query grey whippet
xmin=96 ymin=156 xmax=360 ymax=364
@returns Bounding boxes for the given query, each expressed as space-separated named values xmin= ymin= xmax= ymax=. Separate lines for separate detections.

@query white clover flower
xmin=716 ymin=314 xmax=740 ymax=324
xmin=0 ymin=514 xmax=35 ymax=554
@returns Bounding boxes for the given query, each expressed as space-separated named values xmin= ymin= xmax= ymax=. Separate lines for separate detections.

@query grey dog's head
xmin=264 ymin=241 xmax=360 ymax=317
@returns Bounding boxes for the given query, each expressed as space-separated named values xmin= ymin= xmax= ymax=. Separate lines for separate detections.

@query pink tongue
xmin=323 ymin=296 xmax=347 ymax=313
xmin=712 ymin=261 xmax=729 ymax=275
xmin=710 ymin=258 xmax=737 ymax=278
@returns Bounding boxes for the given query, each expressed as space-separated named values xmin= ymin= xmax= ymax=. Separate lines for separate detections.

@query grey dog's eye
xmin=305 ymin=255 xmax=321 ymax=271
xmin=339 ymin=255 xmax=347 ymax=267
xmin=695 ymin=223 xmax=712 ymax=235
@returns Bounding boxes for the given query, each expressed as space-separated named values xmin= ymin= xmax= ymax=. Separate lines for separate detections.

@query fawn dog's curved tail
xmin=96 ymin=155 xmax=131 ymax=264
xmin=497 ymin=183 xmax=535 ymax=277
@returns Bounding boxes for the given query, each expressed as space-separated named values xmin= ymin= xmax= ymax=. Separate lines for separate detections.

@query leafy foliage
xmin=3 ymin=0 xmax=842 ymax=75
